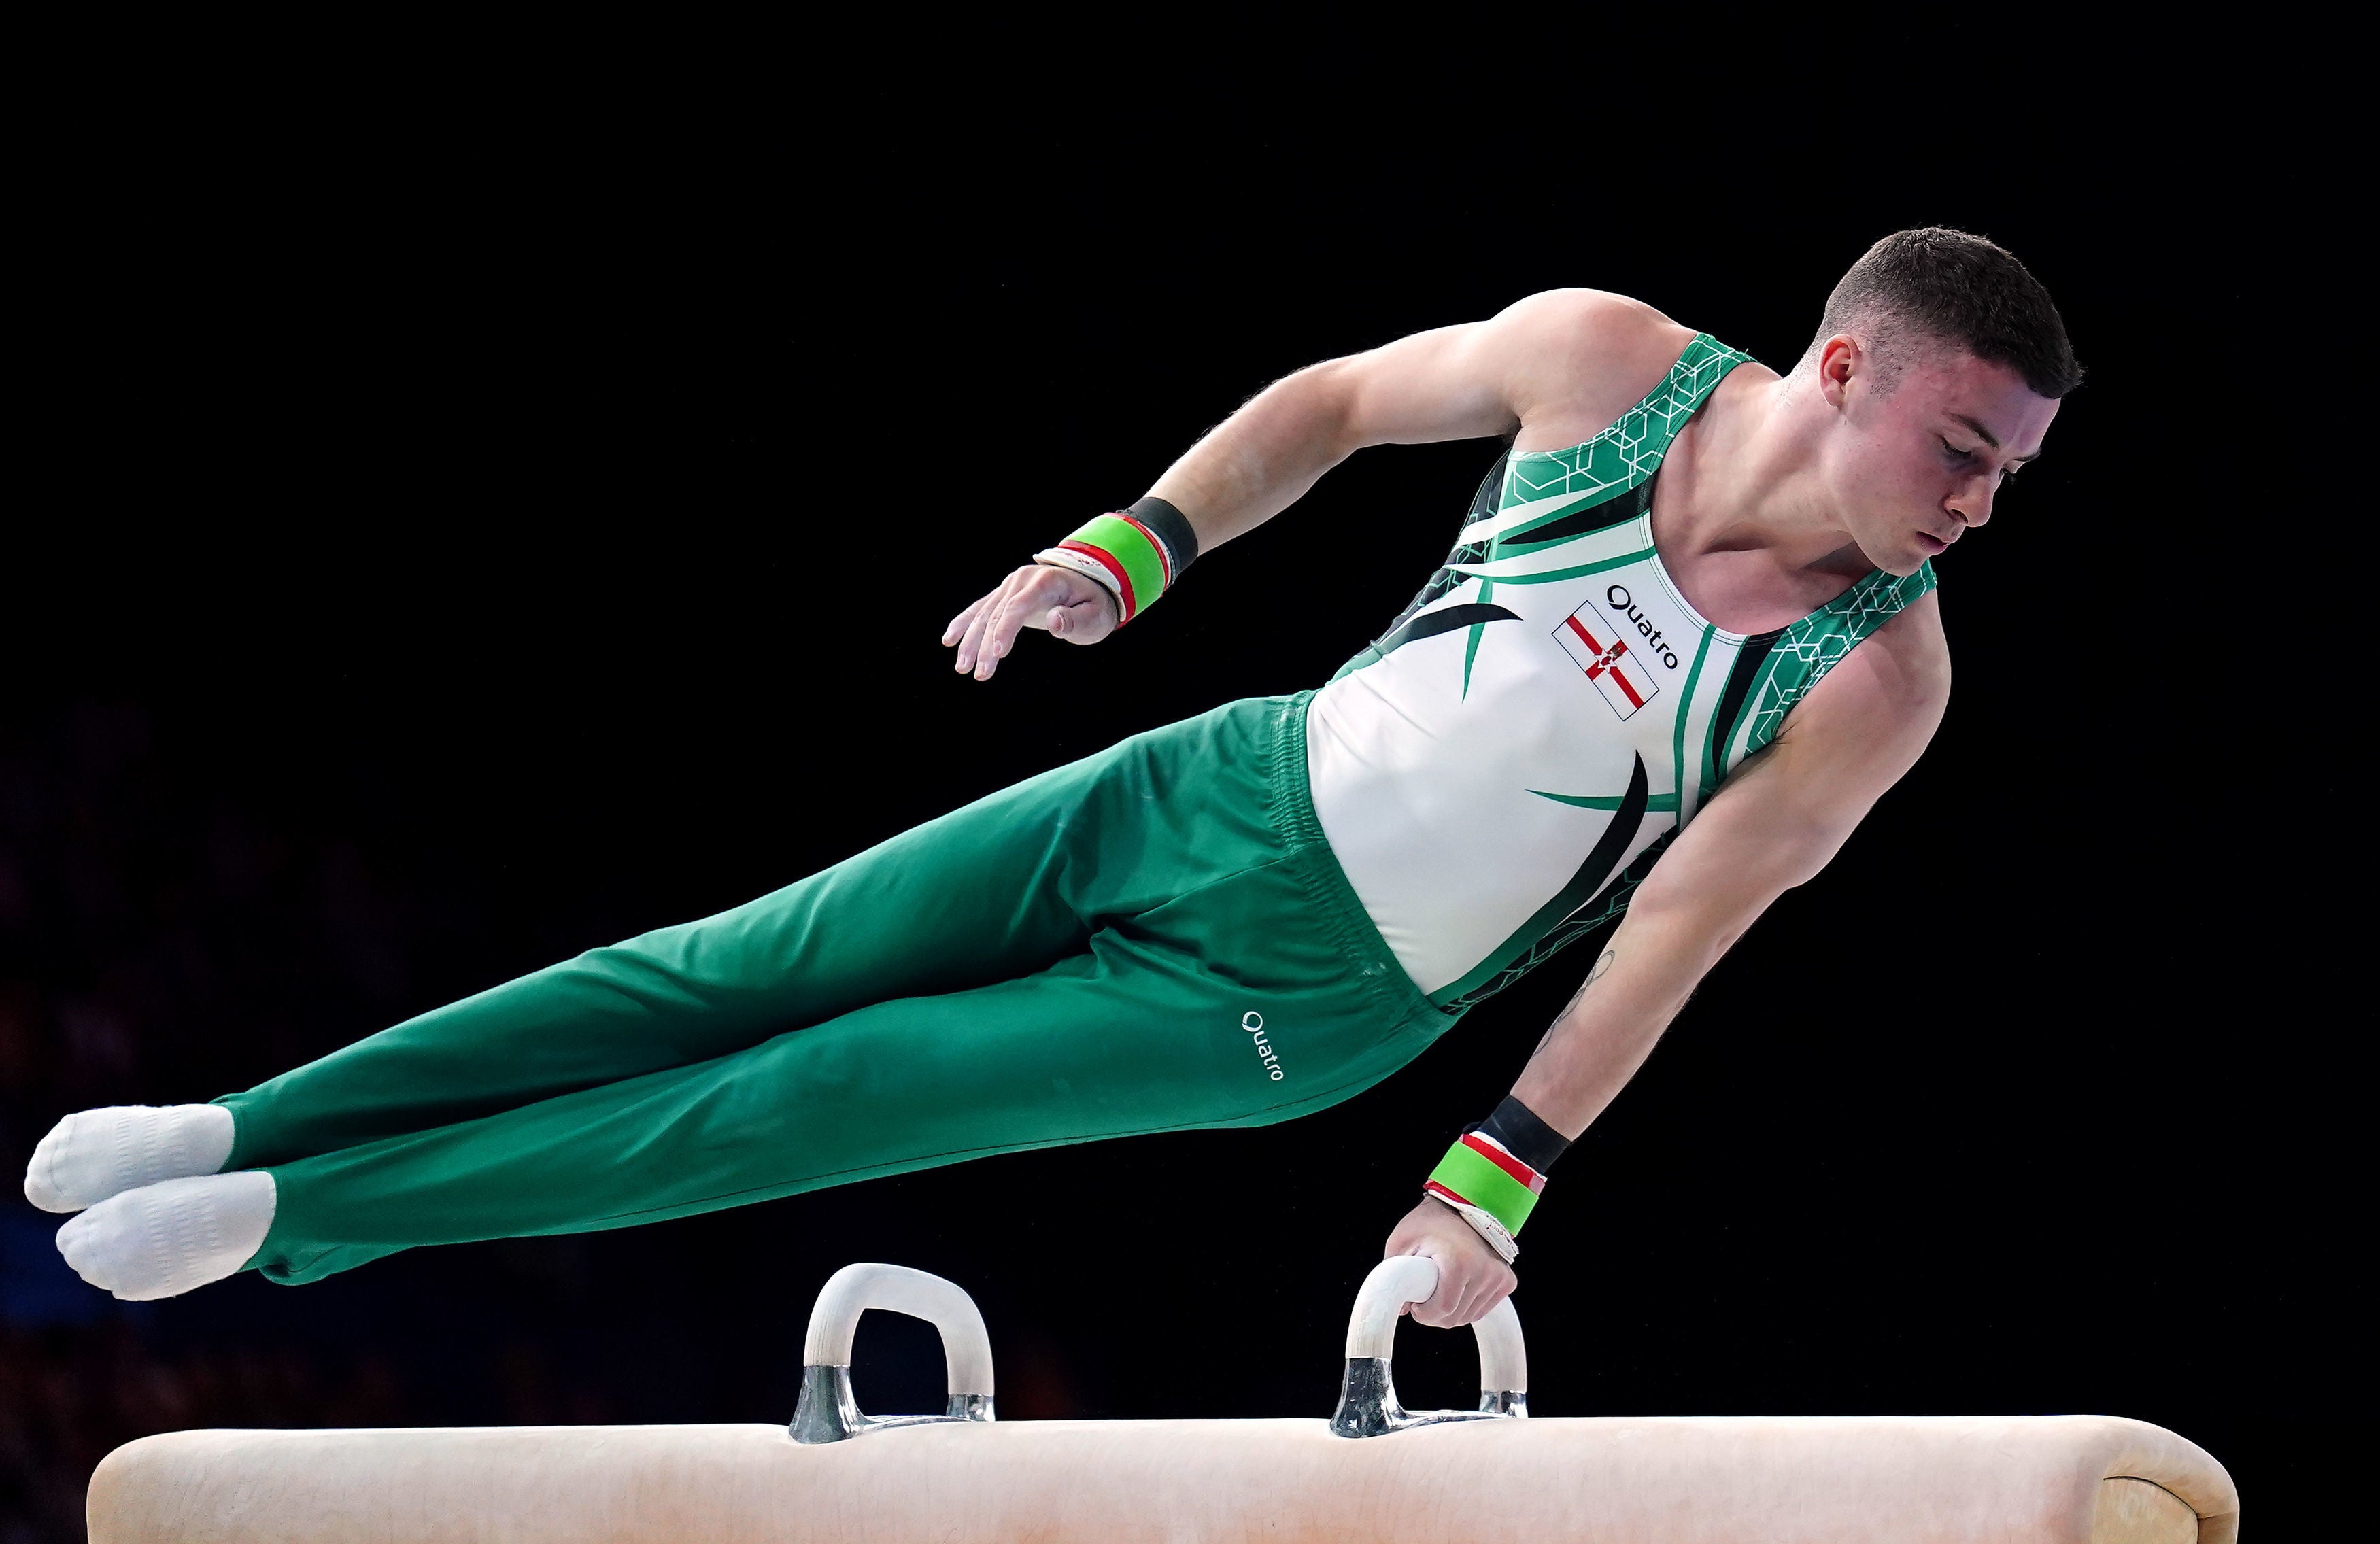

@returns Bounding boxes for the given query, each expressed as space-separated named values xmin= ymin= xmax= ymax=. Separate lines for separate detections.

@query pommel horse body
xmin=88 ymin=1261 xmax=2239 ymax=1543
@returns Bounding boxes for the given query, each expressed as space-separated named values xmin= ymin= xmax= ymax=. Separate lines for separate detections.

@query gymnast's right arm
xmin=941 ymin=290 xmax=1663 ymax=680
xmin=1387 ymin=598 xmax=1952 ymax=1327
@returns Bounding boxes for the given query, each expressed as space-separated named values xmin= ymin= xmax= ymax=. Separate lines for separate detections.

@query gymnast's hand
xmin=1383 ymin=1196 xmax=1518 ymax=1328
xmin=943 ymin=563 xmax=1119 ymax=681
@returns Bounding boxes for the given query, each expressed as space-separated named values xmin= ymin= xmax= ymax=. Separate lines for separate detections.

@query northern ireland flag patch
xmin=1554 ymin=605 xmax=1659 ymax=720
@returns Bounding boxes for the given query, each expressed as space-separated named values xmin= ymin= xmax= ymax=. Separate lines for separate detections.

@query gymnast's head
xmin=1789 ymin=227 xmax=2079 ymax=577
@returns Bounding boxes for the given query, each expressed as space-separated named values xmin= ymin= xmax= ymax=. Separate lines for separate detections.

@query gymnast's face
xmin=1816 ymin=336 xmax=2059 ymax=577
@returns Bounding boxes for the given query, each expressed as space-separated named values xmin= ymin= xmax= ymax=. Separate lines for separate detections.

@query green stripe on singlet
xmin=1671 ymin=623 xmax=1714 ymax=821
xmin=1531 ymin=789 xmax=1680 ymax=813
xmin=1702 ymin=630 xmax=1780 ymax=797
xmin=1462 ymin=578 xmax=1493 ymax=700
xmin=1488 ymin=482 xmax=1644 ymax=549
xmin=1450 ymin=546 xmax=1655 ymax=587
xmin=1718 ymin=650 xmax=1786 ymax=774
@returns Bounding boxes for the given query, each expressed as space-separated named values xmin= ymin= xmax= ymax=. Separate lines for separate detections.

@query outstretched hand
xmin=1383 ymin=1195 xmax=1518 ymax=1328
xmin=942 ymin=563 xmax=1119 ymax=681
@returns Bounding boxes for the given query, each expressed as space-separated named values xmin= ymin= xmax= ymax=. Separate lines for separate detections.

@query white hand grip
xmin=802 ymin=1263 xmax=995 ymax=1398
xmin=1346 ymin=1255 xmax=1527 ymax=1395
xmin=1471 ymin=1298 xmax=1527 ymax=1398
xmin=1346 ymin=1256 xmax=1442 ymax=1360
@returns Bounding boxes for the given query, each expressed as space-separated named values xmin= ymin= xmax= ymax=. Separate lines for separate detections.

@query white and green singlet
xmin=1305 ymin=336 xmax=1936 ymax=1011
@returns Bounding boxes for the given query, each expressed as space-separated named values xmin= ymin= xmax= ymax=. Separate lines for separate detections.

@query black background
xmin=3 ymin=21 xmax=2330 ymax=1541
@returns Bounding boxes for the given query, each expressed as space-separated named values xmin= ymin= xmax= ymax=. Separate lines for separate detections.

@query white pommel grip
xmin=802 ymin=1263 xmax=995 ymax=1399
xmin=1347 ymin=1255 xmax=1527 ymax=1397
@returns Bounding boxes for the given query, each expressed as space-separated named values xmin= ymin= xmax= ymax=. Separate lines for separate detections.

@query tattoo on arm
xmin=1533 ymin=948 xmax=1616 ymax=1055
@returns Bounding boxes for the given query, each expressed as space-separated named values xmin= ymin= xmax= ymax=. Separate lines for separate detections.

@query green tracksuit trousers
xmin=222 ymin=692 xmax=1455 ymax=1284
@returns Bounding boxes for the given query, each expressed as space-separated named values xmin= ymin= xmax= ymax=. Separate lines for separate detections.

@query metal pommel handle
xmin=790 ymin=1263 xmax=997 ymax=1443
xmin=1331 ymin=1255 xmax=1528 ymax=1437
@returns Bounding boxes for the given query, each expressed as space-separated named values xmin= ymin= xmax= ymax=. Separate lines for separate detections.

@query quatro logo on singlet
xmin=1554 ymin=587 xmax=1665 ymax=721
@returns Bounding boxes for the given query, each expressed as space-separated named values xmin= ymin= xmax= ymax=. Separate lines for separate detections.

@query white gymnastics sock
xmin=56 ymin=1171 xmax=276 ymax=1301
xmin=22 ymin=1103 xmax=236 ymax=1214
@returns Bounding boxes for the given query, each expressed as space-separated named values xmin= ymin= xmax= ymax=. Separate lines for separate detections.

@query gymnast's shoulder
xmin=1469 ymin=288 xmax=1711 ymax=443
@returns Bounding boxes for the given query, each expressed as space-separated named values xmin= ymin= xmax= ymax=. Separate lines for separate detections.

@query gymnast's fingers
xmin=1459 ymin=1269 xmax=1515 ymax=1328
xmin=972 ymin=567 xmax=1059 ymax=681
xmin=970 ymin=574 xmax=1034 ymax=681
xmin=954 ymin=571 xmax=1020 ymax=675
xmin=942 ymin=592 xmax=989 ymax=650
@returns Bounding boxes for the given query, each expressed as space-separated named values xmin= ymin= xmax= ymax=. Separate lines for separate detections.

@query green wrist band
xmin=1032 ymin=500 xmax=1191 ymax=626
xmin=1423 ymin=1131 xmax=1547 ymax=1237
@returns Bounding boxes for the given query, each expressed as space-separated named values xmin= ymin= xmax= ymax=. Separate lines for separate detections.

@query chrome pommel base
xmin=791 ymin=1365 xmax=996 ymax=1443
xmin=1327 ymin=1256 xmax=1530 ymax=1438
xmin=787 ymin=1264 xmax=1000 ymax=1445
xmin=1328 ymin=1358 xmax=1529 ymax=1437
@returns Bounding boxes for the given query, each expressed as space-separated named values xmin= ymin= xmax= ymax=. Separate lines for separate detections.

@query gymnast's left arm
xmin=1387 ymin=594 xmax=1952 ymax=1328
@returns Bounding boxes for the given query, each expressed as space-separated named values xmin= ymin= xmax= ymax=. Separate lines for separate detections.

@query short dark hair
xmin=1809 ymin=228 xmax=2082 ymax=398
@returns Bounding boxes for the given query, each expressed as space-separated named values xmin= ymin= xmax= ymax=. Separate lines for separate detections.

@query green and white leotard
xmin=1306 ymin=335 xmax=1936 ymax=1010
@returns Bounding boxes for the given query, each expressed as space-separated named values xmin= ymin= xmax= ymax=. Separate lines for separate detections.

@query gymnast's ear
xmin=1815 ymin=334 xmax=1864 ymax=407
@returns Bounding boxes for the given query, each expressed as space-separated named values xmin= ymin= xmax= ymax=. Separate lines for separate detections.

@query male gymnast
xmin=32 ymin=228 xmax=2074 ymax=1332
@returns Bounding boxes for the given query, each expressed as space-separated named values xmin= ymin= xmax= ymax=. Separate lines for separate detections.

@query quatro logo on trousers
xmin=1243 ymin=1012 xmax=1285 ymax=1082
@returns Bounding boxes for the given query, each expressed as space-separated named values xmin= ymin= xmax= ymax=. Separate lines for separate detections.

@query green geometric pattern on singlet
xmin=1725 ymin=566 xmax=1937 ymax=774
xmin=1499 ymin=335 xmax=1754 ymax=530
xmin=1338 ymin=335 xmax=1754 ymax=687
xmin=1460 ymin=337 xmax=1754 ymax=696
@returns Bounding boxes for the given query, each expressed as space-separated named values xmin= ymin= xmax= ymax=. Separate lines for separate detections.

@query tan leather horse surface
xmin=89 ymin=1412 xmax=2237 ymax=1543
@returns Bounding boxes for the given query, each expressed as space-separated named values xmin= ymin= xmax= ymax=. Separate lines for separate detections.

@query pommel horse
xmin=88 ymin=1259 xmax=2239 ymax=1542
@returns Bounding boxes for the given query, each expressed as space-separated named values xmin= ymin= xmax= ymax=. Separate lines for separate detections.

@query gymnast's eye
xmin=1938 ymin=437 xmax=1976 ymax=463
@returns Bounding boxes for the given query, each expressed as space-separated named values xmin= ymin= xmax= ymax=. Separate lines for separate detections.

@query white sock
xmin=22 ymin=1103 xmax=236 ymax=1214
xmin=56 ymin=1171 xmax=276 ymax=1301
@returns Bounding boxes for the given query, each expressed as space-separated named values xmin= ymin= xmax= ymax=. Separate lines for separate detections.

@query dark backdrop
xmin=4 ymin=24 xmax=2325 ymax=1541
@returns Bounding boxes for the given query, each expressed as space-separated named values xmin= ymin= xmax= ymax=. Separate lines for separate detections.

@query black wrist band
xmin=1125 ymin=496 xmax=1200 ymax=572
xmin=1470 ymin=1095 xmax=1569 ymax=1174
